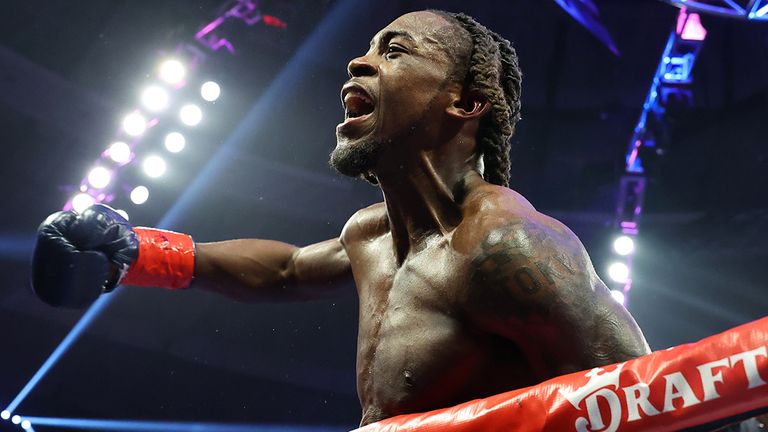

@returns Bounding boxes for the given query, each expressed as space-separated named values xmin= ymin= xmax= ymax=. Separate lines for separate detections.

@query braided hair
xmin=430 ymin=10 xmax=522 ymax=187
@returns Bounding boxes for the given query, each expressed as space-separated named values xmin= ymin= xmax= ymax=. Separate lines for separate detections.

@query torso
xmin=341 ymin=188 xmax=540 ymax=425
xmin=341 ymin=186 xmax=647 ymax=426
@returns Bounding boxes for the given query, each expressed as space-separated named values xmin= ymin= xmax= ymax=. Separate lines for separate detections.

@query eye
xmin=385 ymin=44 xmax=407 ymax=58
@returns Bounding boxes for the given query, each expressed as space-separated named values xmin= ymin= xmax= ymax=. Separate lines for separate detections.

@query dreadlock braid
xmin=430 ymin=11 xmax=522 ymax=187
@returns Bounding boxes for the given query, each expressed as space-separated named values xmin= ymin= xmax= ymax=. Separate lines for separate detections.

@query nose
xmin=347 ymin=55 xmax=376 ymax=78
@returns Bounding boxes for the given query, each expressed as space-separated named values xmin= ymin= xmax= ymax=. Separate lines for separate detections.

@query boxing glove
xmin=32 ymin=205 xmax=138 ymax=307
xmin=31 ymin=204 xmax=195 ymax=308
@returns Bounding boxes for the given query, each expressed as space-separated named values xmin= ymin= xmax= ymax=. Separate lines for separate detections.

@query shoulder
xmin=461 ymin=187 xmax=597 ymax=311
xmin=459 ymin=184 xmax=588 ymax=263
xmin=340 ymin=202 xmax=388 ymax=246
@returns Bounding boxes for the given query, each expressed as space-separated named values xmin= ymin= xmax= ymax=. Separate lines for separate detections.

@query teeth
xmin=357 ymin=93 xmax=372 ymax=105
xmin=343 ymin=89 xmax=374 ymax=109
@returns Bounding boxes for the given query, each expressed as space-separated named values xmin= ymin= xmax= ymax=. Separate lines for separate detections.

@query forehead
xmin=370 ymin=11 xmax=454 ymax=48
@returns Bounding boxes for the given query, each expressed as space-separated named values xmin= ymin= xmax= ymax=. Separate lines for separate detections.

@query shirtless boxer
xmin=31 ymin=10 xmax=650 ymax=426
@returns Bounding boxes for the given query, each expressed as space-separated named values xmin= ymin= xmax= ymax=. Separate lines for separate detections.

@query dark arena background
xmin=1 ymin=0 xmax=767 ymax=431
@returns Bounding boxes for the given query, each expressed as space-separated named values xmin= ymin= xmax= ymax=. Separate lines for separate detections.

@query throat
xmin=378 ymin=155 xmax=469 ymax=262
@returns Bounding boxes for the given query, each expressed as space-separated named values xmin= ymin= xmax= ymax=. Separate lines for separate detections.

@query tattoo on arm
xmin=469 ymin=219 xmax=650 ymax=364
xmin=471 ymin=219 xmax=579 ymax=300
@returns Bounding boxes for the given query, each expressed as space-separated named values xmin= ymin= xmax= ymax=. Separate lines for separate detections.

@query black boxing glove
xmin=31 ymin=204 xmax=138 ymax=308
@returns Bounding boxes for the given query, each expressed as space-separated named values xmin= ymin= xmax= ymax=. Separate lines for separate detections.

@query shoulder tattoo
xmin=471 ymin=219 xmax=582 ymax=300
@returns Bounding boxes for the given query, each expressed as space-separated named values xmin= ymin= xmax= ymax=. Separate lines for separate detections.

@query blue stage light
xmin=662 ymin=53 xmax=695 ymax=83
xmin=21 ymin=417 xmax=342 ymax=432
xmin=3 ymin=295 xmax=115 ymax=414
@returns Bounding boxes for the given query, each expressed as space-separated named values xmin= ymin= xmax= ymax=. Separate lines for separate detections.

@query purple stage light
xmin=677 ymin=8 xmax=708 ymax=40
xmin=195 ymin=0 xmax=286 ymax=54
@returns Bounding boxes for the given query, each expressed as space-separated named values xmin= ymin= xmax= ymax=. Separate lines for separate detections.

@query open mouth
xmin=339 ymin=84 xmax=376 ymax=133
xmin=344 ymin=90 xmax=375 ymax=120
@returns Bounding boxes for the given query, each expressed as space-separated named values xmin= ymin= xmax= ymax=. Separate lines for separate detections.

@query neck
xmin=376 ymin=150 xmax=481 ymax=263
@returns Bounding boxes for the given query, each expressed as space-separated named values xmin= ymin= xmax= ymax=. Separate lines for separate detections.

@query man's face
xmin=329 ymin=11 xmax=459 ymax=180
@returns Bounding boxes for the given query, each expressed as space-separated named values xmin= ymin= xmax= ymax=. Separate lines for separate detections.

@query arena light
xmin=1 ymin=410 xmax=9 ymax=420
xmin=200 ymin=81 xmax=221 ymax=102
xmin=164 ymin=132 xmax=186 ymax=153
xmin=610 ymin=289 xmax=626 ymax=305
xmin=71 ymin=193 xmax=95 ymax=213
xmin=11 ymin=415 xmax=20 ymax=425
xmin=87 ymin=167 xmax=111 ymax=189
xmin=159 ymin=59 xmax=186 ymax=85
xmin=179 ymin=104 xmax=202 ymax=126
xmin=107 ymin=141 xmax=131 ymax=164
xmin=140 ymin=85 xmax=170 ymax=112
xmin=130 ymin=186 xmax=149 ymax=205
xmin=122 ymin=112 xmax=147 ymax=136
xmin=608 ymin=262 xmax=630 ymax=283
xmin=613 ymin=235 xmax=635 ymax=256
xmin=20 ymin=416 xmax=280 ymax=431
xmin=142 ymin=155 xmax=166 ymax=178
xmin=757 ymin=3 xmax=768 ymax=18
xmin=21 ymin=419 xmax=31 ymax=430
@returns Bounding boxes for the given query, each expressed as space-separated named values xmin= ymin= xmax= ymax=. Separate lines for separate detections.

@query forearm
xmin=192 ymin=239 xmax=300 ymax=302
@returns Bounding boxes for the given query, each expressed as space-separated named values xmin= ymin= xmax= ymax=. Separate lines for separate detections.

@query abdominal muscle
xmin=355 ymin=303 xmax=537 ymax=426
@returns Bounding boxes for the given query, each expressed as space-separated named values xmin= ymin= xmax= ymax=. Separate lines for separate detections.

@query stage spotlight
xmin=200 ymin=81 xmax=221 ymax=102
xmin=122 ymin=112 xmax=147 ymax=136
xmin=11 ymin=415 xmax=20 ymax=425
xmin=179 ymin=104 xmax=202 ymax=126
xmin=159 ymin=59 xmax=185 ymax=84
xmin=108 ymin=141 xmax=131 ymax=164
xmin=21 ymin=419 xmax=31 ymax=429
xmin=141 ymin=85 xmax=169 ymax=112
xmin=613 ymin=235 xmax=635 ymax=256
xmin=610 ymin=289 xmax=626 ymax=305
xmin=608 ymin=262 xmax=630 ymax=283
xmin=1 ymin=410 xmax=9 ymax=420
xmin=130 ymin=186 xmax=149 ymax=205
xmin=87 ymin=167 xmax=111 ymax=189
xmin=164 ymin=132 xmax=186 ymax=153
xmin=115 ymin=209 xmax=130 ymax=220
xmin=71 ymin=193 xmax=95 ymax=213
xmin=142 ymin=155 xmax=166 ymax=178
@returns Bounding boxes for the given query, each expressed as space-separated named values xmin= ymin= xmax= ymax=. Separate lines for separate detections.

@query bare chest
xmin=346 ymin=235 xmax=534 ymax=423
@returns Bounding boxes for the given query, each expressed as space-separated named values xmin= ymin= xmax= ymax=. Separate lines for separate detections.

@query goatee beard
xmin=329 ymin=137 xmax=382 ymax=183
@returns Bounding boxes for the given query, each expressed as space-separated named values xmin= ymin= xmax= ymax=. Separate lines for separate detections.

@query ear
xmin=445 ymin=87 xmax=491 ymax=121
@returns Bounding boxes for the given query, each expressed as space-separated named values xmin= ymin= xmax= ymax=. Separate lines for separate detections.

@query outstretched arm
xmin=193 ymin=237 xmax=352 ymax=302
xmin=468 ymin=214 xmax=649 ymax=377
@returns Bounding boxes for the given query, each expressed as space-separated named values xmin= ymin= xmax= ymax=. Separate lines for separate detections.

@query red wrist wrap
xmin=122 ymin=227 xmax=195 ymax=289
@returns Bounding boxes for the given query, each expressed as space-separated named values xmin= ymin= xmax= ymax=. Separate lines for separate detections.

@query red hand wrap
xmin=122 ymin=227 xmax=195 ymax=289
